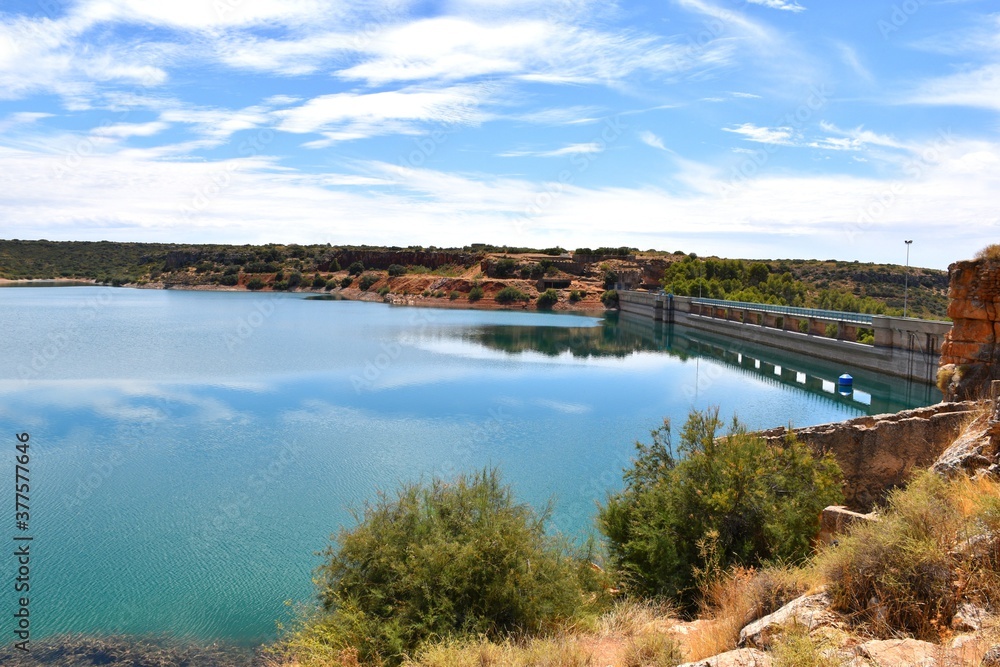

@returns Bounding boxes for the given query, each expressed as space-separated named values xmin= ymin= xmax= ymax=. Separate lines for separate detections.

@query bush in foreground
xmin=290 ymin=469 xmax=592 ymax=665
xmin=599 ymin=408 xmax=843 ymax=605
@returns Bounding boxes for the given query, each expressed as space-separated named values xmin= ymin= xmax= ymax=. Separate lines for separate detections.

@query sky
xmin=0 ymin=0 xmax=997 ymax=269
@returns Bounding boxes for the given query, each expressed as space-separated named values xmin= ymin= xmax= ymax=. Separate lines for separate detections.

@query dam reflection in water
xmin=464 ymin=311 xmax=940 ymax=415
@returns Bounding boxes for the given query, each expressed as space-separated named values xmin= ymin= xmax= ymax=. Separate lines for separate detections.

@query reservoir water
xmin=0 ymin=287 xmax=940 ymax=645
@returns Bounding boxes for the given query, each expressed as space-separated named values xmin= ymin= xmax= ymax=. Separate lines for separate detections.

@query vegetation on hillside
xmin=0 ymin=239 xmax=948 ymax=318
xmin=660 ymin=255 xmax=945 ymax=318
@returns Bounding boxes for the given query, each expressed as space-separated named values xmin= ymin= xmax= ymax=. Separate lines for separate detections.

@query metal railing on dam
xmin=690 ymin=297 xmax=874 ymax=325
xmin=618 ymin=291 xmax=952 ymax=385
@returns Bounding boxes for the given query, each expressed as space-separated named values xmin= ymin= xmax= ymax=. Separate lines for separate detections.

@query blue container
xmin=838 ymin=373 xmax=853 ymax=388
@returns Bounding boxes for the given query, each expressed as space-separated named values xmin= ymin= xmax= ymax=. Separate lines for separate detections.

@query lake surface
xmin=0 ymin=287 xmax=940 ymax=646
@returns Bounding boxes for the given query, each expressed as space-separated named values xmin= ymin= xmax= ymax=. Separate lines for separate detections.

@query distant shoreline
xmin=0 ymin=277 xmax=613 ymax=315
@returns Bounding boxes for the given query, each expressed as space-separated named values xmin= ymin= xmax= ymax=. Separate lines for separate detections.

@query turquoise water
xmin=0 ymin=287 xmax=939 ymax=645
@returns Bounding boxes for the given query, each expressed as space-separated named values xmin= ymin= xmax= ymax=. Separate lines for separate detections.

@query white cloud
xmin=723 ymin=123 xmax=794 ymax=145
xmin=514 ymin=106 xmax=602 ymax=125
xmin=336 ymin=17 xmax=713 ymax=86
xmin=0 ymin=112 xmax=53 ymax=132
xmin=275 ymin=85 xmax=491 ymax=145
xmin=501 ymin=142 xmax=605 ymax=158
xmin=2 ymin=131 xmax=996 ymax=269
xmin=730 ymin=91 xmax=761 ymax=99
xmin=745 ymin=0 xmax=805 ymax=12
xmin=904 ymin=64 xmax=1000 ymax=112
xmin=72 ymin=0 xmax=348 ymax=31
xmin=93 ymin=121 xmax=169 ymax=138
xmin=639 ymin=131 xmax=667 ymax=151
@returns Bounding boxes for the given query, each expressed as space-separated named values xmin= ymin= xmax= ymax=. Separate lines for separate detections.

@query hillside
xmin=0 ymin=240 xmax=949 ymax=319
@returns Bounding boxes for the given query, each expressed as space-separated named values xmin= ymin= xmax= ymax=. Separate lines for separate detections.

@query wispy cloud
xmin=639 ymin=131 xmax=667 ymax=150
xmin=723 ymin=123 xmax=795 ymax=145
xmin=500 ymin=142 xmax=605 ymax=158
xmin=92 ymin=121 xmax=170 ymax=139
xmin=275 ymin=84 xmax=491 ymax=146
xmin=745 ymin=0 xmax=806 ymax=12
xmin=903 ymin=64 xmax=1000 ymax=112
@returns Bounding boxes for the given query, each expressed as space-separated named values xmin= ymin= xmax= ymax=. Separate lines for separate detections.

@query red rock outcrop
xmin=939 ymin=258 xmax=1000 ymax=400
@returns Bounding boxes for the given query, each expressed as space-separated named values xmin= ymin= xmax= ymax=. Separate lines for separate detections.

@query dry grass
xmin=405 ymin=636 xmax=595 ymax=667
xmin=770 ymin=627 xmax=846 ymax=667
xmin=621 ymin=633 xmax=685 ymax=667
xmin=596 ymin=599 xmax=678 ymax=637
xmin=820 ymin=472 xmax=1000 ymax=641
xmin=684 ymin=565 xmax=817 ymax=661
xmin=975 ymin=244 xmax=1000 ymax=261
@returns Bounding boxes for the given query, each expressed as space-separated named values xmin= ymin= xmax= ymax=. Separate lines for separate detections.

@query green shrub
xmin=325 ymin=279 xmax=338 ymax=291
xmin=599 ymin=409 xmax=843 ymax=605
xmin=219 ymin=274 xmax=239 ymax=286
xmin=378 ymin=286 xmax=390 ymax=297
xmin=600 ymin=290 xmax=619 ymax=308
xmin=275 ymin=270 xmax=285 ymax=281
xmin=327 ymin=258 xmax=341 ymax=272
xmin=272 ymin=280 xmax=290 ymax=291
xmin=288 ymin=271 xmax=303 ymax=288
xmin=449 ymin=290 xmax=461 ymax=300
xmin=494 ymin=258 xmax=518 ymax=278
xmin=798 ymin=320 xmax=808 ymax=334
xmin=312 ymin=274 xmax=327 ymax=288
xmin=359 ymin=274 xmax=379 ymax=291
xmin=824 ymin=323 xmax=838 ymax=338
xmin=856 ymin=328 xmax=874 ymax=345
xmin=246 ymin=277 xmax=265 ymax=291
xmin=305 ymin=469 xmax=589 ymax=664
xmin=568 ymin=290 xmax=583 ymax=303
xmin=536 ymin=289 xmax=559 ymax=309
xmin=348 ymin=261 xmax=365 ymax=276
xmin=468 ymin=286 xmax=484 ymax=302
xmin=340 ymin=277 xmax=353 ymax=289
xmin=387 ymin=264 xmax=406 ymax=277
xmin=495 ymin=286 xmax=529 ymax=304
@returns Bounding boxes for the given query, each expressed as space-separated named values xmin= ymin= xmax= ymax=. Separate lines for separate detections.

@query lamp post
xmin=903 ymin=240 xmax=913 ymax=318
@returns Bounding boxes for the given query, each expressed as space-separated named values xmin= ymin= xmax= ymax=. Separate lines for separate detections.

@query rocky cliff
xmin=758 ymin=401 xmax=980 ymax=511
xmin=939 ymin=258 xmax=1000 ymax=400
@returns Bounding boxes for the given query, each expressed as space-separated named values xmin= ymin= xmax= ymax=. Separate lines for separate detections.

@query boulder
xmin=853 ymin=638 xmax=942 ymax=667
xmin=739 ymin=592 xmax=839 ymax=649
xmin=982 ymin=645 xmax=1000 ymax=667
xmin=678 ymin=648 xmax=772 ymax=667
xmin=933 ymin=411 xmax=996 ymax=477
xmin=952 ymin=602 xmax=991 ymax=632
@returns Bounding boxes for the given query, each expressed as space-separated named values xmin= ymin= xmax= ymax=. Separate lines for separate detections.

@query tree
xmin=599 ymin=408 xmax=843 ymax=605
xmin=348 ymin=261 xmax=365 ymax=276
xmin=310 ymin=469 xmax=589 ymax=664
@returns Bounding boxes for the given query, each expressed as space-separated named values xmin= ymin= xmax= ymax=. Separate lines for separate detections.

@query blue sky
xmin=0 ymin=0 xmax=997 ymax=268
